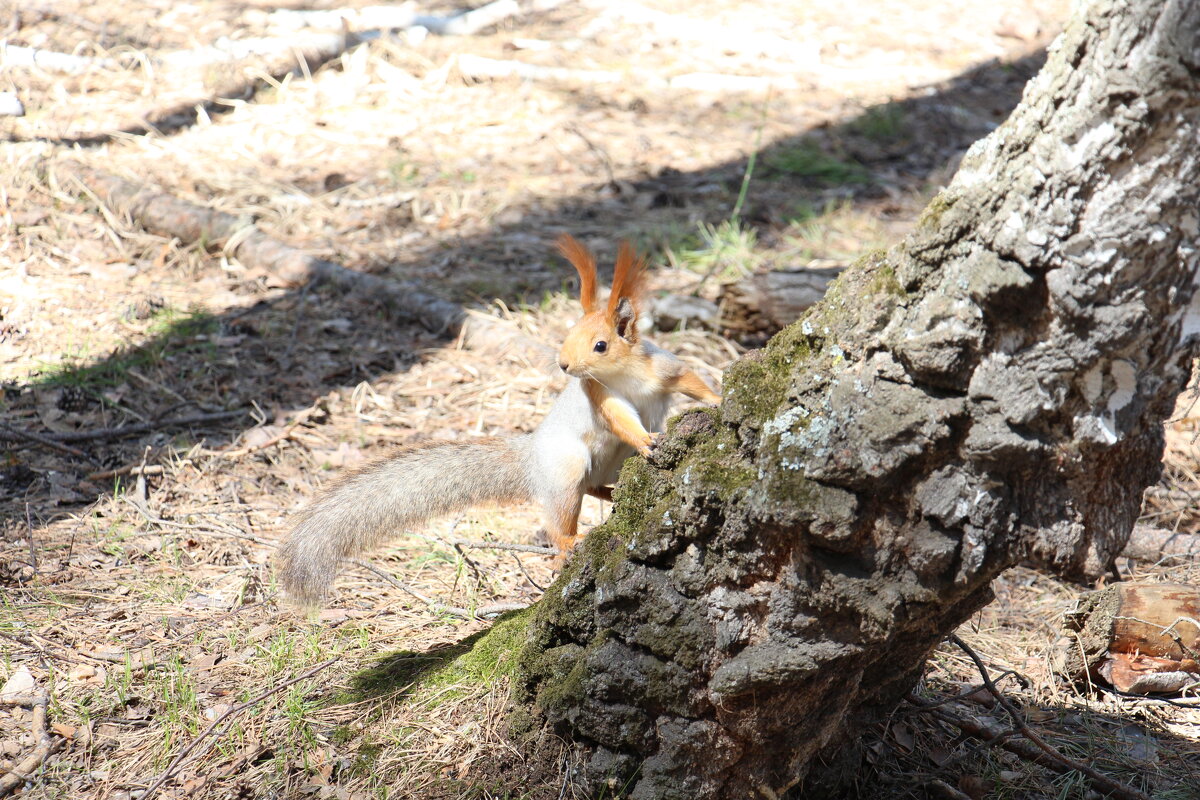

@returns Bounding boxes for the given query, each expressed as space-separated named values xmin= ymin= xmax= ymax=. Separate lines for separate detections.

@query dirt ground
xmin=2 ymin=1 xmax=1199 ymax=798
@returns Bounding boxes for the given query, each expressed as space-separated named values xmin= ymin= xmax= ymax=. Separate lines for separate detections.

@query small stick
xmin=902 ymin=671 xmax=1017 ymax=713
xmin=512 ymin=553 xmax=546 ymax=593
xmin=86 ymin=463 xmax=165 ymax=481
xmin=124 ymin=498 xmax=277 ymax=547
xmin=909 ymin=698 xmax=1075 ymax=779
xmin=949 ymin=634 xmax=1153 ymax=800
xmin=46 ymin=409 xmax=248 ymax=443
xmin=349 ymin=559 xmax=529 ymax=619
xmin=0 ymin=423 xmax=97 ymax=465
xmin=139 ymin=657 xmax=339 ymax=800
xmin=214 ymin=423 xmax=301 ymax=459
xmin=453 ymin=539 xmax=558 ymax=556
xmin=0 ymin=693 xmax=52 ymax=798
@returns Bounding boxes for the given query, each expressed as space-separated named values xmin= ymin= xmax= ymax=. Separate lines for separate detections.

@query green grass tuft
xmin=764 ymin=140 xmax=869 ymax=185
xmin=848 ymin=103 xmax=910 ymax=142
xmin=667 ymin=218 xmax=758 ymax=280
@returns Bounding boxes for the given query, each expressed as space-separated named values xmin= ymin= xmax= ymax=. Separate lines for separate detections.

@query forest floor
xmin=2 ymin=0 xmax=1199 ymax=798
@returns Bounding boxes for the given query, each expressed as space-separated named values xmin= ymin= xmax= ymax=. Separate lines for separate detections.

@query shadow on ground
xmin=0 ymin=50 xmax=1046 ymax=536
xmin=6 ymin=40 xmax=1199 ymax=800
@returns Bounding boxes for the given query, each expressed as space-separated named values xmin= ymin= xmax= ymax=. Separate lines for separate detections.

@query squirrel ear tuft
xmin=607 ymin=240 xmax=647 ymax=323
xmin=615 ymin=296 xmax=638 ymax=342
xmin=556 ymin=234 xmax=598 ymax=313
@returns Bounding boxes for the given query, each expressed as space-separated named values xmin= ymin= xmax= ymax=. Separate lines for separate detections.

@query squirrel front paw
xmin=638 ymin=431 xmax=661 ymax=458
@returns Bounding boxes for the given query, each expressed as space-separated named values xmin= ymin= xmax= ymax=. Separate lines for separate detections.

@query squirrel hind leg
xmin=542 ymin=493 xmax=583 ymax=564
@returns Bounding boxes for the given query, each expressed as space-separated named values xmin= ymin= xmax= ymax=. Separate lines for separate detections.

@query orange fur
xmin=556 ymin=234 xmax=599 ymax=314
xmin=606 ymin=240 xmax=647 ymax=322
xmin=672 ymin=370 xmax=723 ymax=405
xmin=584 ymin=379 xmax=656 ymax=455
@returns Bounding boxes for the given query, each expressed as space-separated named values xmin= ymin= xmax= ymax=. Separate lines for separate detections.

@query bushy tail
xmin=280 ymin=436 xmax=532 ymax=605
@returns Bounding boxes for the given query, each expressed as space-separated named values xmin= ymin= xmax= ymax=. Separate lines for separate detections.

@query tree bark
xmin=504 ymin=1 xmax=1200 ymax=797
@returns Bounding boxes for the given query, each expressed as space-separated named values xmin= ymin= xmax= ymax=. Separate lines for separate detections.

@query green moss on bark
xmin=722 ymin=320 xmax=819 ymax=425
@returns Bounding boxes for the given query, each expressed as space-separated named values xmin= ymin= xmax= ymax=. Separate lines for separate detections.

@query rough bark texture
xmin=507 ymin=1 xmax=1200 ymax=797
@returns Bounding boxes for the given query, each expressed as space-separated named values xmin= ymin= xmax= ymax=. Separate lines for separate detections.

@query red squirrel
xmin=279 ymin=235 xmax=721 ymax=605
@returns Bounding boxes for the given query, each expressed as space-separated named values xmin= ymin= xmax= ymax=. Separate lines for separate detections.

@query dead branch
xmin=349 ymin=558 xmax=530 ymax=619
xmin=511 ymin=553 xmax=546 ymax=592
xmin=270 ymin=0 xmax=568 ymax=36
xmin=908 ymin=696 xmax=1066 ymax=775
xmin=1123 ymin=524 xmax=1200 ymax=561
xmin=3 ymin=33 xmax=353 ymax=145
xmin=155 ymin=31 xmax=349 ymax=71
xmin=139 ymin=657 xmax=339 ymax=800
xmin=41 ymin=409 xmax=248 ymax=444
xmin=455 ymin=54 xmax=800 ymax=93
xmin=0 ymin=31 xmax=350 ymax=74
xmin=453 ymin=539 xmax=558 ymax=555
xmin=0 ymin=693 xmax=53 ymax=798
xmin=0 ymin=423 xmax=98 ymax=466
xmin=63 ymin=165 xmax=551 ymax=358
xmin=949 ymin=634 xmax=1152 ymax=800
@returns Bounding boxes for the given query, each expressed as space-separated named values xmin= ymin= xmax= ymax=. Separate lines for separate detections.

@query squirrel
xmin=278 ymin=234 xmax=722 ymax=605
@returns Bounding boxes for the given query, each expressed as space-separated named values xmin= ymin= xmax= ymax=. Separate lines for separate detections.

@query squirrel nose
xmin=559 ymin=362 xmax=570 ymax=373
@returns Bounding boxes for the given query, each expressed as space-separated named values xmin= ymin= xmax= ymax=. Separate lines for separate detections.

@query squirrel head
xmin=555 ymin=234 xmax=646 ymax=380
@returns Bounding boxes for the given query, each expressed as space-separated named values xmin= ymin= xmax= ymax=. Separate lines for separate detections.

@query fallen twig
xmin=124 ymin=496 xmax=278 ymax=548
xmin=139 ymin=657 xmax=339 ymax=800
xmin=0 ymin=693 xmax=53 ymax=798
xmin=453 ymin=539 xmax=557 ymax=556
xmin=456 ymin=54 xmax=800 ymax=93
xmin=270 ymin=0 xmax=568 ymax=36
xmin=42 ymin=409 xmax=248 ymax=444
xmin=512 ymin=554 xmax=547 ymax=592
xmin=948 ymin=634 xmax=1152 ymax=800
xmin=0 ymin=423 xmax=98 ymax=466
xmin=85 ymin=463 xmax=165 ymax=481
xmin=213 ymin=424 xmax=300 ymax=459
xmin=1123 ymin=524 xmax=1200 ymax=561
xmin=349 ymin=558 xmax=530 ymax=619
xmin=6 ymin=33 xmax=357 ymax=144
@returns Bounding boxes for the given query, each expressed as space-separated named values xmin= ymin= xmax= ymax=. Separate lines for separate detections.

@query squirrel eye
xmin=593 ymin=340 xmax=608 ymax=353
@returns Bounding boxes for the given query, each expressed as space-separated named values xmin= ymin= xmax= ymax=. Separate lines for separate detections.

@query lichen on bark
xmin=496 ymin=1 xmax=1200 ymax=797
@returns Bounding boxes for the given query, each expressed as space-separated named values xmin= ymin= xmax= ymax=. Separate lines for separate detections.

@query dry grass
xmin=6 ymin=1 xmax=1199 ymax=799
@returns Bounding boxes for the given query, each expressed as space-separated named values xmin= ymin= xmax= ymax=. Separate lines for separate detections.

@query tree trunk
xmin=505 ymin=1 xmax=1200 ymax=797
